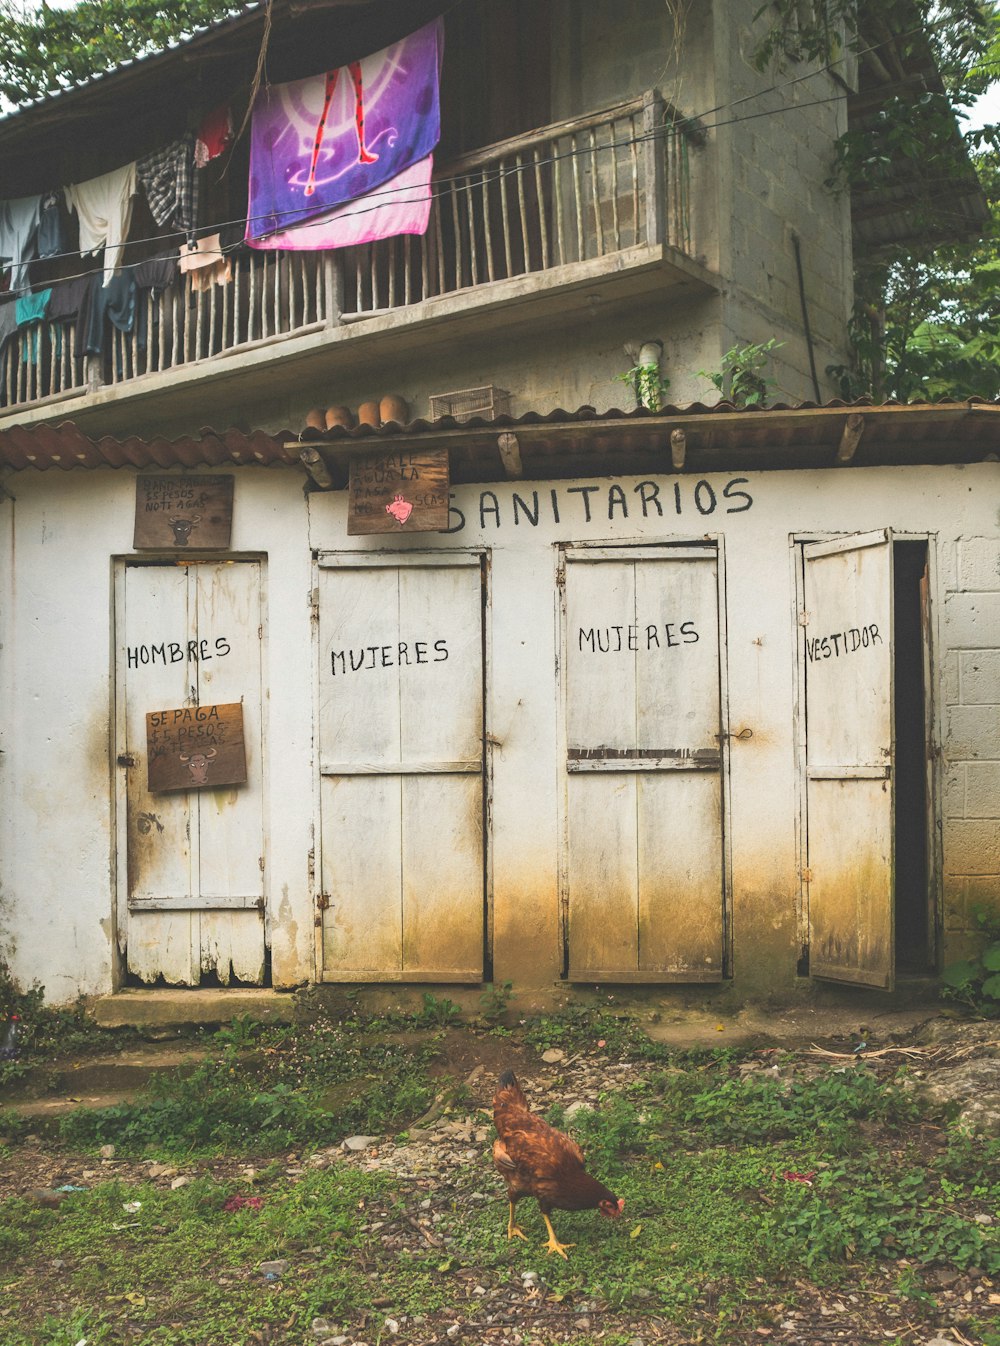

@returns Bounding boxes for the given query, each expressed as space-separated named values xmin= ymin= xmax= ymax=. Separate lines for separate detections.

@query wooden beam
xmin=497 ymin=431 xmax=523 ymax=478
xmin=670 ymin=427 xmax=686 ymax=471
xmin=300 ymin=446 xmax=334 ymax=489
xmin=835 ymin=412 xmax=865 ymax=466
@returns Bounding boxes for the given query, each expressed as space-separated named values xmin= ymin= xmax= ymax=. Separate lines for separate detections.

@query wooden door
xmin=115 ymin=559 xmax=266 ymax=985
xmin=317 ymin=554 xmax=486 ymax=981
xmin=562 ymin=546 xmax=726 ymax=981
xmin=802 ymin=531 xmax=895 ymax=989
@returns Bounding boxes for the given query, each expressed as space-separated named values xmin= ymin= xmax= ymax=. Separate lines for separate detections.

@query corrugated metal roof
xmin=0 ymin=423 xmax=298 ymax=471
xmin=3 ymin=402 xmax=999 ymax=479
xmin=0 ymin=2 xmax=263 ymax=128
xmin=292 ymin=399 xmax=1000 ymax=484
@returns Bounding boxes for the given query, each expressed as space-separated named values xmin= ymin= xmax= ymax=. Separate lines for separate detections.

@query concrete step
xmin=91 ymin=987 xmax=298 ymax=1029
xmin=2 ymin=1043 xmax=212 ymax=1132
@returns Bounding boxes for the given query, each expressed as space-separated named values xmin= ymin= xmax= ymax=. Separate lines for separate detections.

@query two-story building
xmin=0 ymin=0 xmax=997 ymax=1007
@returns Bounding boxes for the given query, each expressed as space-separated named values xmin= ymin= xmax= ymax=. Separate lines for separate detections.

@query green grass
xmin=56 ymin=1015 xmax=438 ymax=1157
xmin=2 ymin=1013 xmax=999 ymax=1344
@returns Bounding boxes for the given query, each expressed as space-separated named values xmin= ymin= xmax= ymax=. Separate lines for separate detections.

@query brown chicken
xmin=492 ymin=1069 xmax=624 ymax=1258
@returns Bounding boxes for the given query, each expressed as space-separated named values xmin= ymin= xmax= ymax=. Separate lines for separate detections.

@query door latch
xmin=117 ymin=753 xmax=138 ymax=767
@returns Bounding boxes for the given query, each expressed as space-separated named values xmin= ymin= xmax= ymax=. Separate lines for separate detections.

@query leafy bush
xmin=941 ymin=905 xmax=1000 ymax=1016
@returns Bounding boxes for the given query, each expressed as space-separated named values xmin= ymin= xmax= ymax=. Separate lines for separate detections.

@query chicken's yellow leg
xmin=541 ymin=1212 xmax=574 ymax=1259
xmin=507 ymin=1201 xmax=527 ymax=1241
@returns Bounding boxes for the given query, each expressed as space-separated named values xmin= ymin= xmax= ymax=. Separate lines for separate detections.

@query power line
xmin=3 ymin=13 xmax=992 ymax=289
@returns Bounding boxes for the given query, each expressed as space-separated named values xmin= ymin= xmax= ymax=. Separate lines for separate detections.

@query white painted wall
xmin=2 ymin=460 xmax=997 ymax=1001
xmin=0 ymin=467 xmax=316 ymax=1003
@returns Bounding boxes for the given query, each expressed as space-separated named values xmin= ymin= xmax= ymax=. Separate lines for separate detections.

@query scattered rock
xmin=311 ymin=1319 xmax=336 ymax=1338
xmin=919 ymin=1059 xmax=1000 ymax=1135
xmin=342 ymin=1135 xmax=378 ymax=1152
xmin=541 ymin=1049 xmax=565 ymax=1064
xmin=259 ymin=1259 xmax=289 ymax=1277
xmin=147 ymin=1163 xmax=175 ymax=1179
xmin=99 ymin=1145 xmax=116 ymax=1160
xmin=28 ymin=1189 xmax=66 ymax=1209
xmin=170 ymin=1176 xmax=190 ymax=1190
xmin=446 ymin=1326 xmax=461 ymax=1340
xmin=385 ymin=1318 xmax=399 ymax=1334
xmin=974 ymin=1213 xmax=994 ymax=1225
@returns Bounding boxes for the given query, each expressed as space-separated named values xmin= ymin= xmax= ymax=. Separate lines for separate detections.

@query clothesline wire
xmin=2 ymin=18 xmax=988 ymax=296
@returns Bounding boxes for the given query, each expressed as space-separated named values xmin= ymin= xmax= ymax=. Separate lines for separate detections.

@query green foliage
xmin=616 ymin=361 xmax=670 ymax=412
xmin=418 ymin=992 xmax=462 ymax=1026
xmin=0 ymin=0 xmax=240 ymax=106
xmin=0 ymin=957 xmax=141 ymax=1089
xmin=2 ymin=1028 xmax=1000 ymax=1342
xmin=941 ymin=904 xmax=1000 ymax=1015
xmin=477 ymin=980 xmax=515 ymax=1024
xmin=699 ymin=339 xmax=784 ymax=407
xmin=58 ymin=1015 xmax=437 ymax=1155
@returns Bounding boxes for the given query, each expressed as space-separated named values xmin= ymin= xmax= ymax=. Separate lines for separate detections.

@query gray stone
xmin=342 ymin=1135 xmax=378 ymax=1152
xmin=259 ymin=1259 xmax=289 ymax=1277
xmin=541 ymin=1049 xmax=565 ymax=1063
xmin=920 ymin=1059 xmax=1000 ymax=1136
xmin=99 ymin=1144 xmax=116 ymax=1159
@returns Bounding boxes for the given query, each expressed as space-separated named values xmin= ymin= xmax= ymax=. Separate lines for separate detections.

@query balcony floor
xmin=2 ymin=243 xmax=720 ymax=438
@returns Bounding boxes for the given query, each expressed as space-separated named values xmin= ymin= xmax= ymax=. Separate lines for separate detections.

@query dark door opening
xmin=893 ymin=540 xmax=933 ymax=973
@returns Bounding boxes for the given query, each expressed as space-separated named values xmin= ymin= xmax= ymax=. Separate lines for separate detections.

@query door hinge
xmin=258 ymin=856 xmax=265 ymax=872
xmin=316 ymin=892 xmax=331 ymax=911
xmin=801 ymin=867 xmax=813 ymax=884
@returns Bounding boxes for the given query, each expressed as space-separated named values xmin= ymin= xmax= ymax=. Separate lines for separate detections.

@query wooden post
xmin=836 ymin=413 xmax=865 ymax=465
xmin=670 ymin=428 xmax=686 ymax=471
xmin=323 ymin=253 xmax=343 ymax=327
xmin=498 ymin=432 xmax=523 ymax=478
xmin=642 ymin=89 xmax=666 ymax=248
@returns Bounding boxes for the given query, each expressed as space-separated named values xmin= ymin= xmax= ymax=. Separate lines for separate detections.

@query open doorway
xmin=893 ymin=539 xmax=933 ymax=973
xmin=798 ymin=532 xmax=936 ymax=990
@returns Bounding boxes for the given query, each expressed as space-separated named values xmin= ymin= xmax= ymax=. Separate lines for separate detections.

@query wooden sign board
xmin=134 ymin=475 xmax=234 ymax=551
xmin=146 ymin=702 xmax=247 ymax=793
xmin=348 ymin=448 xmax=449 ymax=535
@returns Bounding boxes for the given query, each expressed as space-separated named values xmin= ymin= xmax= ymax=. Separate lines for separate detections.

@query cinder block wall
xmin=713 ymin=2 xmax=854 ymax=401
xmin=942 ymin=536 xmax=1000 ymax=957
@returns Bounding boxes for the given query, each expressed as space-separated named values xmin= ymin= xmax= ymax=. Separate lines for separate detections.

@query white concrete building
xmin=0 ymin=0 xmax=995 ymax=1005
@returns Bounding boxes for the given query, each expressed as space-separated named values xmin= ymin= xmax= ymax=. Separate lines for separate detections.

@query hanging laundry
xmin=0 ymin=195 xmax=41 ymax=293
xmin=179 ymin=234 xmax=231 ymax=292
xmin=195 ymin=104 xmax=234 ymax=168
xmin=246 ymin=17 xmax=442 ymax=242
xmin=47 ymin=274 xmax=95 ymax=324
xmin=65 ymin=163 xmax=137 ymax=287
xmin=133 ymin=251 xmax=179 ymax=293
xmin=37 ymin=192 xmax=65 ymax=260
xmin=137 ymin=136 xmax=200 ymax=243
xmin=247 ymin=153 xmax=433 ymax=251
xmin=15 ymin=287 xmax=53 ymax=365
xmin=79 ymin=271 xmax=137 ymax=356
xmin=0 ymin=298 xmax=18 ymax=352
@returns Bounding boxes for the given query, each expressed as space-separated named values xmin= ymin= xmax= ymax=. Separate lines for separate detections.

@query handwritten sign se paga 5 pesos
xmin=348 ymin=448 xmax=449 ymax=535
xmin=145 ymin=703 xmax=247 ymax=793
xmin=133 ymin=474 xmax=234 ymax=551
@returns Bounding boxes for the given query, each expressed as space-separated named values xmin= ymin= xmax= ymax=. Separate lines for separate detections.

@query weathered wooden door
xmin=561 ymin=546 xmax=726 ymax=981
xmin=115 ymin=559 xmax=266 ymax=985
xmin=801 ymin=531 xmax=895 ymax=988
xmin=317 ymin=553 xmax=486 ymax=981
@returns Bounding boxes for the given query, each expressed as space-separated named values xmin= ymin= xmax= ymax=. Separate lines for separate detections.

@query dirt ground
xmin=2 ymin=1011 xmax=999 ymax=1346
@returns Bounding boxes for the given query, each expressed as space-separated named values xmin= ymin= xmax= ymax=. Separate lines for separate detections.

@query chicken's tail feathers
xmin=494 ymin=1068 xmax=529 ymax=1110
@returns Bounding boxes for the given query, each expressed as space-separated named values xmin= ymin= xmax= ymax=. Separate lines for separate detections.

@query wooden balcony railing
xmin=0 ymin=91 xmax=699 ymax=413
